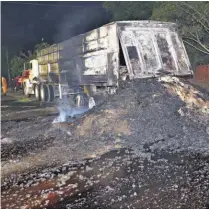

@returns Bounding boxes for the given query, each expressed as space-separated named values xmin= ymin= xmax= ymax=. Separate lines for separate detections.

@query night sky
xmin=1 ymin=1 xmax=110 ymax=56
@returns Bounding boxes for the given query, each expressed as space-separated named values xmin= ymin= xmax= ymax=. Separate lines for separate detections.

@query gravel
xmin=1 ymin=76 xmax=209 ymax=208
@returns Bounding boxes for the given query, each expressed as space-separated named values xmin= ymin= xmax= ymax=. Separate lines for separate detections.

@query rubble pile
xmin=2 ymin=76 xmax=209 ymax=173
xmin=67 ymin=76 xmax=209 ymax=156
xmin=1 ymin=76 xmax=209 ymax=209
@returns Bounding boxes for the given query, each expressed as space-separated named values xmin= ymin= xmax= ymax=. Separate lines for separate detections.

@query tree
xmin=34 ymin=42 xmax=50 ymax=56
xmin=151 ymin=2 xmax=209 ymax=63
xmin=9 ymin=42 xmax=50 ymax=78
xmin=103 ymin=2 xmax=154 ymax=21
xmin=10 ymin=55 xmax=26 ymax=78
xmin=103 ymin=2 xmax=209 ymax=67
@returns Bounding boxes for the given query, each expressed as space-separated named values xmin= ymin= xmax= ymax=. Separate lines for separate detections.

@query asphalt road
xmin=1 ymin=91 xmax=57 ymax=121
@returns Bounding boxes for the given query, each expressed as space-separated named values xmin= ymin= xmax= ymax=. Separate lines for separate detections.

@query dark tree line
xmin=103 ymin=1 xmax=209 ymax=69
xmin=2 ymin=2 xmax=208 ymax=80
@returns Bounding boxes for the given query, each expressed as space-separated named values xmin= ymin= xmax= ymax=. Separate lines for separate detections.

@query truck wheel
xmin=22 ymin=83 xmax=26 ymax=95
xmin=35 ymin=84 xmax=41 ymax=101
xmin=24 ymin=86 xmax=31 ymax=98
xmin=48 ymin=84 xmax=54 ymax=102
xmin=75 ymin=94 xmax=89 ymax=107
xmin=75 ymin=94 xmax=85 ymax=107
xmin=40 ymin=84 xmax=49 ymax=102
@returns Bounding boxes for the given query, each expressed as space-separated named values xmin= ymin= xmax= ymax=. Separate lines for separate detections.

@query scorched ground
xmin=1 ymin=76 xmax=209 ymax=209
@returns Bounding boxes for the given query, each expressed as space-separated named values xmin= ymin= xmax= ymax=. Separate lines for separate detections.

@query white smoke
xmin=53 ymin=96 xmax=96 ymax=123
xmin=53 ymin=7 xmax=109 ymax=43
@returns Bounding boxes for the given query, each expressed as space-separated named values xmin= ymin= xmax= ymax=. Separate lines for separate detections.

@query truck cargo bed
xmin=37 ymin=21 xmax=193 ymax=88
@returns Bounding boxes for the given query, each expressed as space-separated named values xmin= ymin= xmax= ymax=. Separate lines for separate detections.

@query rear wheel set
xmin=23 ymin=85 xmax=31 ymax=98
xmin=74 ymin=94 xmax=85 ymax=107
xmin=35 ymin=84 xmax=54 ymax=102
xmin=74 ymin=94 xmax=92 ymax=107
xmin=35 ymin=84 xmax=41 ymax=100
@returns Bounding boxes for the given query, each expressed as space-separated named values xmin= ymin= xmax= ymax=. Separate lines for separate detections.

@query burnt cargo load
xmin=33 ymin=21 xmax=193 ymax=103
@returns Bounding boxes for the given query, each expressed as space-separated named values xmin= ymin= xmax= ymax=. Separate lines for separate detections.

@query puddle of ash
xmin=1 ymin=148 xmax=209 ymax=209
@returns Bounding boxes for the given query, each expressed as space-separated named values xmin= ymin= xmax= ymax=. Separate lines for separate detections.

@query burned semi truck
xmin=22 ymin=21 xmax=193 ymax=105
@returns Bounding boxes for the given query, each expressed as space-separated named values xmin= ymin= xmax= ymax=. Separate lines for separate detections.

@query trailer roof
xmin=38 ymin=20 xmax=178 ymax=56
xmin=106 ymin=20 xmax=176 ymax=26
xmin=74 ymin=20 xmax=177 ymax=37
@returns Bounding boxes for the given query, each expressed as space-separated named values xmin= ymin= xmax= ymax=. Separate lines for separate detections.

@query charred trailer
xmin=31 ymin=21 xmax=193 ymax=105
xmin=58 ymin=21 xmax=192 ymax=99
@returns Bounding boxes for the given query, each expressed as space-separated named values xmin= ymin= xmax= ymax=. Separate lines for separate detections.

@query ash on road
xmin=1 ymin=76 xmax=209 ymax=209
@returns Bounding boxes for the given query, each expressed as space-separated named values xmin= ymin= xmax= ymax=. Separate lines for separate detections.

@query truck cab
xmin=22 ymin=60 xmax=39 ymax=97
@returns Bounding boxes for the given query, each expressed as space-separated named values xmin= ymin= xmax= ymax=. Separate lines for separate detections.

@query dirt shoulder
xmin=1 ymin=91 xmax=57 ymax=121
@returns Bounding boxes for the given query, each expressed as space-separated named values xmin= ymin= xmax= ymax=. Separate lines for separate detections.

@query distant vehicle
xmin=22 ymin=20 xmax=193 ymax=106
xmin=14 ymin=70 xmax=30 ymax=90
xmin=14 ymin=76 xmax=22 ymax=89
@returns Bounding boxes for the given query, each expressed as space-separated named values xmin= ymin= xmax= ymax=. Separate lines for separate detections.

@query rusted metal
xmin=195 ymin=65 xmax=209 ymax=83
xmin=36 ymin=21 xmax=193 ymax=89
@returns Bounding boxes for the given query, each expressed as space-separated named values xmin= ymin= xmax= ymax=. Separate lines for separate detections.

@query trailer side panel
xmin=58 ymin=23 xmax=119 ymax=87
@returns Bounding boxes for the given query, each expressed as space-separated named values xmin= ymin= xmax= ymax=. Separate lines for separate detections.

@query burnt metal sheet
xmin=36 ymin=20 xmax=192 ymax=88
xmin=117 ymin=21 xmax=192 ymax=79
xmin=155 ymin=33 xmax=176 ymax=73
xmin=58 ymin=22 xmax=119 ymax=87
xmin=81 ymin=75 xmax=107 ymax=84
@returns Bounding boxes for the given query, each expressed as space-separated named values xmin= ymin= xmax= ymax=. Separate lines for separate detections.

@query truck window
xmin=119 ymin=41 xmax=126 ymax=66
xmin=127 ymin=46 xmax=139 ymax=60
xmin=127 ymin=46 xmax=142 ymax=76
xmin=24 ymin=62 xmax=32 ymax=70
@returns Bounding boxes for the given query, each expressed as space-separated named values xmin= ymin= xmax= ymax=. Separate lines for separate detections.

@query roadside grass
xmin=17 ymin=97 xmax=33 ymax=103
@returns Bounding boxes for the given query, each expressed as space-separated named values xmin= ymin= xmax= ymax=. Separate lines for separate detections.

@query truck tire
xmin=35 ymin=84 xmax=41 ymax=101
xmin=48 ymin=84 xmax=54 ymax=102
xmin=74 ymin=94 xmax=89 ymax=107
xmin=22 ymin=83 xmax=26 ymax=95
xmin=40 ymin=84 xmax=49 ymax=102
xmin=24 ymin=85 xmax=31 ymax=98
xmin=74 ymin=94 xmax=84 ymax=107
